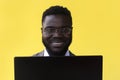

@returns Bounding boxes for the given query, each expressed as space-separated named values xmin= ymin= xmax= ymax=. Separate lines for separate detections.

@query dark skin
xmin=42 ymin=14 xmax=72 ymax=56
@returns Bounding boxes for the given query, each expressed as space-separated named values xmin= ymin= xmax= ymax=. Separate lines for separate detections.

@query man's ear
xmin=41 ymin=27 xmax=43 ymax=33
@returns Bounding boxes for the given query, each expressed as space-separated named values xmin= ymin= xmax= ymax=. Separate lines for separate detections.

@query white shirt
xmin=44 ymin=49 xmax=70 ymax=56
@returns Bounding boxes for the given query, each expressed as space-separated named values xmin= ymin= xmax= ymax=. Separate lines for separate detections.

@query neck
xmin=46 ymin=49 xmax=68 ymax=57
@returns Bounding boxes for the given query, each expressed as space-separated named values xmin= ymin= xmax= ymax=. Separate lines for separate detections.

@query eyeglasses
xmin=42 ymin=27 xmax=72 ymax=35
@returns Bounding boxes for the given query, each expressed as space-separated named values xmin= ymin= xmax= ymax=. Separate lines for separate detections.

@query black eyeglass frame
xmin=41 ymin=27 xmax=73 ymax=35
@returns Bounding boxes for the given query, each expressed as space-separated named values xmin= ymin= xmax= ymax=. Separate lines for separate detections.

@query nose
xmin=52 ymin=31 xmax=63 ymax=37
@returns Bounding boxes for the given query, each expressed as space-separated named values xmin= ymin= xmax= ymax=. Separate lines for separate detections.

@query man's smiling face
xmin=42 ymin=14 xmax=72 ymax=56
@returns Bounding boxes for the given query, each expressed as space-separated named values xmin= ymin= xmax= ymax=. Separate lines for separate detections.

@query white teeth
xmin=53 ymin=42 xmax=63 ymax=44
xmin=52 ymin=42 xmax=64 ymax=46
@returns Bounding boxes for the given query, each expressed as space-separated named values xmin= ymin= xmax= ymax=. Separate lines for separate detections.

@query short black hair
xmin=42 ymin=5 xmax=72 ymax=25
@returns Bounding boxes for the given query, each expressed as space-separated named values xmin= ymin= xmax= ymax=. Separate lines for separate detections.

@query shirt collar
xmin=44 ymin=49 xmax=70 ymax=56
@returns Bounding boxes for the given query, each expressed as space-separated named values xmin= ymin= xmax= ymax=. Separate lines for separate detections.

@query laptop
xmin=14 ymin=56 xmax=102 ymax=80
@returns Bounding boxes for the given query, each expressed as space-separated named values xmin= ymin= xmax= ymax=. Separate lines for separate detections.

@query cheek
xmin=42 ymin=32 xmax=51 ymax=40
xmin=42 ymin=32 xmax=49 ymax=37
xmin=65 ymin=33 xmax=72 ymax=38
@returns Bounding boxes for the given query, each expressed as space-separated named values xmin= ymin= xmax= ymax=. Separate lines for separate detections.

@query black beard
xmin=42 ymin=37 xmax=72 ymax=56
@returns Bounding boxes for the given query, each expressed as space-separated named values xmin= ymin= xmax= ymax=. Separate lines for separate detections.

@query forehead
xmin=42 ymin=15 xmax=71 ymax=28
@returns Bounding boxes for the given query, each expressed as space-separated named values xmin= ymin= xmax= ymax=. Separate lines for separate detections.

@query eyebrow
xmin=45 ymin=26 xmax=71 ymax=28
xmin=45 ymin=26 xmax=55 ymax=28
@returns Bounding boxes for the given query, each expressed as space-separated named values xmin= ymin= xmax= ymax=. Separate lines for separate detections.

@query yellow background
xmin=0 ymin=0 xmax=120 ymax=80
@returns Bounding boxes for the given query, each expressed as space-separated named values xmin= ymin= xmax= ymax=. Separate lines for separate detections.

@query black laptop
xmin=14 ymin=56 xmax=102 ymax=80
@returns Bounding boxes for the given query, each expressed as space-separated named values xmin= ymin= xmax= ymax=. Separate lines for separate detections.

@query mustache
xmin=50 ymin=38 xmax=64 ymax=42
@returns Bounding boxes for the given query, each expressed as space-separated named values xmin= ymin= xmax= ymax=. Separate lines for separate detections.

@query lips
xmin=50 ymin=38 xmax=65 ymax=47
xmin=51 ymin=42 xmax=64 ymax=47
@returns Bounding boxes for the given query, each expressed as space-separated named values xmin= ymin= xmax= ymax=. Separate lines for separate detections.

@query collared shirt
xmin=44 ymin=49 xmax=70 ymax=56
